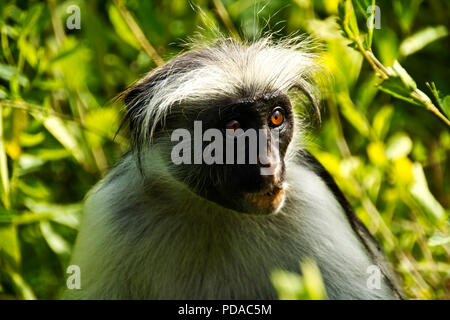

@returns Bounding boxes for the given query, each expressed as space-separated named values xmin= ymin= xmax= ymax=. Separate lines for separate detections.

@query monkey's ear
xmin=116 ymin=68 xmax=168 ymax=152
xmin=116 ymin=80 xmax=151 ymax=151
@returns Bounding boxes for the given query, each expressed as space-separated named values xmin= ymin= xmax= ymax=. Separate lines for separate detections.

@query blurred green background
xmin=0 ymin=0 xmax=449 ymax=300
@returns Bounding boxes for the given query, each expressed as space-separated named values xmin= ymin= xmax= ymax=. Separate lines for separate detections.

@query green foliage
xmin=271 ymin=259 xmax=328 ymax=300
xmin=0 ymin=0 xmax=449 ymax=300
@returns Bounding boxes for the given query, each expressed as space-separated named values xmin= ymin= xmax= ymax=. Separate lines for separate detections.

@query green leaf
xmin=51 ymin=38 xmax=91 ymax=90
xmin=399 ymin=26 xmax=448 ymax=57
xmin=271 ymin=259 xmax=327 ymax=300
xmin=1 ymin=212 xmax=52 ymax=225
xmin=0 ymin=63 xmax=29 ymax=86
xmin=18 ymin=154 xmax=45 ymax=172
xmin=0 ymin=87 xmax=7 ymax=99
xmin=84 ymin=106 xmax=120 ymax=146
xmin=353 ymin=0 xmax=371 ymax=18
xmin=19 ymin=131 xmax=45 ymax=147
xmin=372 ymin=105 xmax=394 ymax=140
xmin=0 ymin=224 xmax=20 ymax=266
xmin=385 ymin=133 xmax=413 ymax=160
xmin=35 ymin=112 xmax=86 ymax=165
xmin=338 ymin=0 xmax=360 ymax=41
xmin=337 ymin=92 xmax=370 ymax=137
xmin=17 ymin=179 xmax=51 ymax=199
xmin=10 ymin=272 xmax=36 ymax=300
xmin=300 ymin=259 xmax=328 ymax=300
xmin=442 ymin=96 xmax=450 ymax=119
xmin=24 ymin=199 xmax=82 ymax=229
xmin=19 ymin=3 xmax=43 ymax=38
xmin=410 ymin=163 xmax=446 ymax=222
xmin=390 ymin=60 xmax=417 ymax=91
xmin=271 ymin=269 xmax=304 ymax=300
xmin=374 ymin=28 xmax=399 ymax=65
xmin=428 ymin=230 xmax=450 ymax=247
xmin=379 ymin=61 xmax=421 ymax=106
xmin=32 ymin=148 xmax=71 ymax=162
xmin=18 ymin=38 xmax=38 ymax=68
xmin=40 ymin=221 xmax=71 ymax=256
xmin=364 ymin=0 xmax=376 ymax=48
xmin=108 ymin=4 xmax=140 ymax=50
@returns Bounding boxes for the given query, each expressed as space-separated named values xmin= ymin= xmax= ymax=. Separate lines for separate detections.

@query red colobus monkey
xmin=66 ymin=37 xmax=403 ymax=299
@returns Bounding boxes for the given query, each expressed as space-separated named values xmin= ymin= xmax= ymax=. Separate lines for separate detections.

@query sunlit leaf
xmin=379 ymin=81 xmax=419 ymax=107
xmin=17 ymin=179 xmax=51 ymax=199
xmin=19 ymin=131 xmax=45 ymax=147
xmin=0 ymin=64 xmax=29 ymax=86
xmin=428 ymin=230 xmax=450 ymax=247
xmin=353 ymin=0 xmax=371 ymax=18
xmin=18 ymin=154 xmax=45 ymax=172
xmin=385 ymin=133 xmax=412 ymax=159
xmin=323 ymin=41 xmax=363 ymax=91
xmin=338 ymin=0 xmax=360 ymax=41
xmin=362 ymin=166 xmax=382 ymax=200
xmin=19 ymin=2 xmax=43 ymax=38
xmin=392 ymin=157 xmax=414 ymax=186
xmin=367 ymin=141 xmax=387 ymax=166
xmin=40 ymin=221 xmax=71 ymax=256
xmin=442 ymin=96 xmax=450 ymax=119
xmin=300 ymin=259 xmax=328 ymax=300
xmin=340 ymin=156 xmax=362 ymax=178
xmin=390 ymin=64 xmax=415 ymax=94
xmin=372 ymin=105 xmax=394 ymax=140
xmin=410 ymin=163 xmax=446 ymax=222
xmin=108 ymin=4 xmax=140 ymax=50
xmin=51 ymin=37 xmax=91 ymax=90
xmin=271 ymin=259 xmax=327 ymax=300
xmin=5 ymin=140 xmax=21 ymax=160
xmin=10 ymin=272 xmax=36 ymax=300
xmin=374 ymin=29 xmax=399 ymax=65
xmin=84 ymin=106 xmax=120 ymax=146
xmin=38 ymin=114 xmax=86 ymax=165
xmin=24 ymin=199 xmax=82 ymax=230
xmin=271 ymin=269 xmax=303 ymax=300
xmin=18 ymin=38 xmax=38 ymax=68
xmin=393 ymin=0 xmax=422 ymax=34
xmin=399 ymin=26 xmax=448 ymax=57
xmin=0 ymin=224 xmax=20 ymax=266
xmin=0 ymin=87 xmax=7 ymax=99
xmin=32 ymin=148 xmax=71 ymax=161
xmin=337 ymin=92 xmax=370 ymax=137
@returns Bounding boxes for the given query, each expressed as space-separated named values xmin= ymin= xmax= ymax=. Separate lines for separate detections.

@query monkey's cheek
xmin=242 ymin=187 xmax=285 ymax=215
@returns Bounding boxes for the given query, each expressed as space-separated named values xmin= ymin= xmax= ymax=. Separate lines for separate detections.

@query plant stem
xmin=113 ymin=0 xmax=164 ymax=66
xmin=411 ymin=90 xmax=450 ymax=126
xmin=212 ymin=0 xmax=240 ymax=40
xmin=353 ymin=38 xmax=450 ymax=126
xmin=0 ymin=103 xmax=10 ymax=209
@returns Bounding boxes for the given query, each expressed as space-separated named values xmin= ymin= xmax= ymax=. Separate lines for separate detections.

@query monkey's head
xmin=122 ymin=37 xmax=323 ymax=215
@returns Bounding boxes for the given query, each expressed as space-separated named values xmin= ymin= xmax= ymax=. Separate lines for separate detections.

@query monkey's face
xmin=167 ymin=91 xmax=295 ymax=215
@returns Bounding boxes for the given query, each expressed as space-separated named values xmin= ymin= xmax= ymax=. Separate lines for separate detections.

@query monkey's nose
xmin=258 ymin=159 xmax=280 ymax=178
xmin=257 ymin=155 xmax=277 ymax=168
xmin=259 ymin=160 xmax=272 ymax=168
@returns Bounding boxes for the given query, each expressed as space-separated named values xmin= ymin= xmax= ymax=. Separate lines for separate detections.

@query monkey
xmin=65 ymin=36 xmax=404 ymax=300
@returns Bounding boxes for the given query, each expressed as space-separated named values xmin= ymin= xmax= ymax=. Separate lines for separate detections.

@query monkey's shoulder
xmin=289 ymin=149 xmax=404 ymax=299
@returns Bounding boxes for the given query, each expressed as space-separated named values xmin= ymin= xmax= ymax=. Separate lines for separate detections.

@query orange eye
xmin=270 ymin=109 xmax=284 ymax=127
xmin=225 ymin=119 xmax=241 ymax=130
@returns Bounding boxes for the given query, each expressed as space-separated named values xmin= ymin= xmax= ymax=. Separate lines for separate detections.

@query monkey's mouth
xmin=242 ymin=185 xmax=285 ymax=214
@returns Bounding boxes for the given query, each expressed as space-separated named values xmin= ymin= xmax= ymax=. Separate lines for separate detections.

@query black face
xmin=165 ymin=91 xmax=295 ymax=215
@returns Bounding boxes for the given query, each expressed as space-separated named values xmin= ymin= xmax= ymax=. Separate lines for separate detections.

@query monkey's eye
xmin=269 ymin=109 xmax=284 ymax=127
xmin=225 ymin=119 xmax=241 ymax=130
